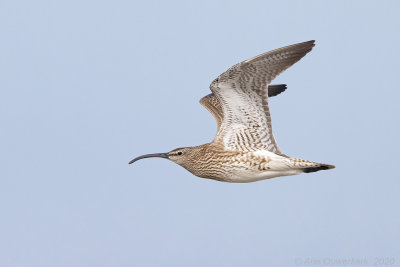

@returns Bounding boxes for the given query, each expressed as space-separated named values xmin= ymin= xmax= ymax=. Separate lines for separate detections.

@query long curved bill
xmin=129 ymin=153 xmax=169 ymax=164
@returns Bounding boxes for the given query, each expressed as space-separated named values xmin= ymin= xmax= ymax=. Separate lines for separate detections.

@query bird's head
xmin=129 ymin=146 xmax=202 ymax=172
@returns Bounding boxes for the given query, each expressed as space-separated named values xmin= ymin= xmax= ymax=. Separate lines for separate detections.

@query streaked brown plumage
xmin=129 ymin=40 xmax=335 ymax=183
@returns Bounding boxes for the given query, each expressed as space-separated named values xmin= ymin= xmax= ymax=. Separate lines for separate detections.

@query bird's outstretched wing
xmin=200 ymin=84 xmax=287 ymax=133
xmin=200 ymin=93 xmax=224 ymax=132
xmin=209 ymin=40 xmax=315 ymax=154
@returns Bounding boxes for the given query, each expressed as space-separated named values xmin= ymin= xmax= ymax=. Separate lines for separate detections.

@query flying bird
xmin=129 ymin=40 xmax=335 ymax=182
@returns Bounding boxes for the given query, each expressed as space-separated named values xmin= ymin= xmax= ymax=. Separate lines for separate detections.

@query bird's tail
xmin=291 ymin=158 xmax=335 ymax=173
xmin=302 ymin=163 xmax=335 ymax=173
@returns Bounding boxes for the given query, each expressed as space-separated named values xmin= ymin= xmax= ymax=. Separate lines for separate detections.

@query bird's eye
xmin=177 ymin=151 xmax=183 ymax=155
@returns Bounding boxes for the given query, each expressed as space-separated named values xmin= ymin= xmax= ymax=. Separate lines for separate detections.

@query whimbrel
xmin=129 ymin=40 xmax=335 ymax=183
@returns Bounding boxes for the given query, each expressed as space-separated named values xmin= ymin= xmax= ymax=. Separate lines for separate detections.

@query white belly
xmin=224 ymin=150 xmax=302 ymax=183
xmin=228 ymin=169 xmax=302 ymax=183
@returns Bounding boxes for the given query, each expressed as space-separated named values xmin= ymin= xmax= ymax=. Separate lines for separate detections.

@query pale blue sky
xmin=1 ymin=0 xmax=399 ymax=266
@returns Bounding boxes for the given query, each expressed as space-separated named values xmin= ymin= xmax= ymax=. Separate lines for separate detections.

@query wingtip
xmin=268 ymin=84 xmax=287 ymax=97
xmin=199 ymin=93 xmax=214 ymax=104
xmin=300 ymin=40 xmax=316 ymax=48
